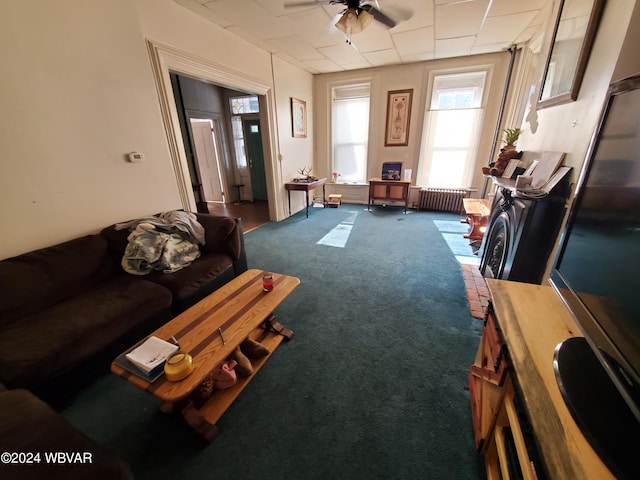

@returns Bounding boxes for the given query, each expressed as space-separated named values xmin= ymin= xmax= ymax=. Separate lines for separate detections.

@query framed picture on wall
xmin=538 ymin=0 xmax=605 ymax=109
xmin=385 ymin=89 xmax=413 ymax=146
xmin=291 ymin=97 xmax=307 ymax=138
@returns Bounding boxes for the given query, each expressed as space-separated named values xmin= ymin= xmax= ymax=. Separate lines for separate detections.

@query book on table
xmin=125 ymin=336 xmax=179 ymax=377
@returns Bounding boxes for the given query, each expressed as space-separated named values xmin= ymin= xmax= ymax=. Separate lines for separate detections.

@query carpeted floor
xmin=62 ymin=205 xmax=486 ymax=480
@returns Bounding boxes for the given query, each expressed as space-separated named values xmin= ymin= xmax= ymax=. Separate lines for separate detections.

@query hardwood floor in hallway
xmin=207 ymin=201 xmax=270 ymax=233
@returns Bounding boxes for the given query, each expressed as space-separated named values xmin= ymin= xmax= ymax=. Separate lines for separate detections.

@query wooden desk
xmin=112 ymin=269 xmax=300 ymax=441
xmin=469 ymin=280 xmax=615 ymax=479
xmin=367 ymin=178 xmax=411 ymax=213
xmin=285 ymin=178 xmax=326 ymax=218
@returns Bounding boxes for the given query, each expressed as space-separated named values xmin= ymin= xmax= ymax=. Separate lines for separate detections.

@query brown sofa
xmin=0 ymin=212 xmax=247 ymax=405
xmin=0 ymin=212 xmax=248 ymax=478
xmin=0 ymin=383 xmax=134 ymax=480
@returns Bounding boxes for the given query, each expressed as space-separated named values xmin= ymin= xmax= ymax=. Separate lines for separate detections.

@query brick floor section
xmin=461 ymin=263 xmax=490 ymax=320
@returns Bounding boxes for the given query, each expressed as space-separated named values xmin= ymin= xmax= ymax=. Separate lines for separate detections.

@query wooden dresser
xmin=367 ymin=178 xmax=411 ymax=213
xmin=469 ymin=279 xmax=615 ymax=479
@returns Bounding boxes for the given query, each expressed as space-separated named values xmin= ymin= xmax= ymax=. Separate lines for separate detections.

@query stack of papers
xmin=125 ymin=336 xmax=179 ymax=377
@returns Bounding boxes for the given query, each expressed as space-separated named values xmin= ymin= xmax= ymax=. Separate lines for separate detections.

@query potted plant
xmin=503 ymin=128 xmax=521 ymax=151
xmin=481 ymin=128 xmax=523 ymax=176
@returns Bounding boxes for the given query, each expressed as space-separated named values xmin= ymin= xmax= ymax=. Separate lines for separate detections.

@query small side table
xmin=462 ymin=198 xmax=491 ymax=245
xmin=284 ymin=178 xmax=326 ymax=218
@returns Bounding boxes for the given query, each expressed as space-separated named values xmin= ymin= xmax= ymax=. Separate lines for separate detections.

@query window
xmin=417 ymin=71 xmax=486 ymax=188
xmin=332 ymin=84 xmax=370 ymax=183
xmin=230 ymin=116 xmax=247 ymax=168
xmin=228 ymin=95 xmax=260 ymax=169
xmin=229 ymin=95 xmax=259 ymax=115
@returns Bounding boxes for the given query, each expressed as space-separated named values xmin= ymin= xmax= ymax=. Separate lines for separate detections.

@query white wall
xmin=514 ymin=0 xmax=639 ymax=280
xmin=313 ymin=53 xmax=512 ymax=204
xmin=0 ymin=0 xmax=312 ymax=259
xmin=271 ymin=56 xmax=315 ymax=218
xmin=518 ymin=0 xmax=637 ymax=180
xmin=0 ymin=0 xmax=180 ymax=258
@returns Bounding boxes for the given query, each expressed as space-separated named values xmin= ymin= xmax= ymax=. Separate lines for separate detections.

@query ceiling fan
xmin=284 ymin=1 xmax=399 ymax=44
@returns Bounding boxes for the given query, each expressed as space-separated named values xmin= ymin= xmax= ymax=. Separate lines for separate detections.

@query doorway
xmin=149 ymin=41 xmax=281 ymax=221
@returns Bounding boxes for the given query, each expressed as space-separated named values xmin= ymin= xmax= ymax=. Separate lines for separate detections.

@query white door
xmin=191 ymin=119 xmax=224 ymax=203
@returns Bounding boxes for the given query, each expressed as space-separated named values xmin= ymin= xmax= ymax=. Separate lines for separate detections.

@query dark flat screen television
xmin=550 ymin=75 xmax=640 ymax=479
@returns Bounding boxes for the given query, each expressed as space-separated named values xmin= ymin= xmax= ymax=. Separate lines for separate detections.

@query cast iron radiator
xmin=418 ymin=188 xmax=470 ymax=213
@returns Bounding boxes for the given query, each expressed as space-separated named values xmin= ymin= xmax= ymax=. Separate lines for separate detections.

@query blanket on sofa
xmin=121 ymin=229 xmax=201 ymax=275
xmin=115 ymin=211 xmax=206 ymax=245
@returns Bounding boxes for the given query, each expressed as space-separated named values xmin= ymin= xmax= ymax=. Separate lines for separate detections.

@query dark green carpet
xmin=62 ymin=205 xmax=485 ymax=479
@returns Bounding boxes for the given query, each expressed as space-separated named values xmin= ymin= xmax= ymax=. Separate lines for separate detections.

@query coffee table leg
xmin=179 ymin=400 xmax=220 ymax=442
xmin=262 ymin=313 xmax=294 ymax=340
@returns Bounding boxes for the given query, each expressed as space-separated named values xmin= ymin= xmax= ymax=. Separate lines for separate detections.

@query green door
xmin=243 ymin=119 xmax=267 ymax=201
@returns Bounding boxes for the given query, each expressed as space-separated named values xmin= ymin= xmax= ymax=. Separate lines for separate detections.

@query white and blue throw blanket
xmin=115 ymin=211 xmax=205 ymax=275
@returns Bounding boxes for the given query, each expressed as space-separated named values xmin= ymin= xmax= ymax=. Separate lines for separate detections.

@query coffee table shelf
xmin=198 ymin=327 xmax=284 ymax=428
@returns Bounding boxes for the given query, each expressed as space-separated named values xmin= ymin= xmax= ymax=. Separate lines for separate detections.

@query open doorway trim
xmin=146 ymin=39 xmax=279 ymax=216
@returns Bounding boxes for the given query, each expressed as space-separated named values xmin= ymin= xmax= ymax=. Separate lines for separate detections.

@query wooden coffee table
xmin=111 ymin=269 xmax=300 ymax=441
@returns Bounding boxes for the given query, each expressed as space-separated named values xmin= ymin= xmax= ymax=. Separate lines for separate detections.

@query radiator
xmin=418 ymin=188 xmax=469 ymax=213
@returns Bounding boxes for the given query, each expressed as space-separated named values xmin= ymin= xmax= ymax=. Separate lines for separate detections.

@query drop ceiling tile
xmin=226 ymin=26 xmax=273 ymax=52
xmin=488 ymin=0 xmax=546 ymax=17
xmin=385 ymin=0 xmax=435 ymax=34
xmin=393 ymin=27 xmax=435 ymax=57
xmin=274 ymin=52 xmax=316 ymax=72
xmin=303 ymin=58 xmax=345 ymax=73
xmin=435 ymin=0 xmax=490 ymax=39
xmin=175 ymin=0 xmax=235 ymax=26
xmin=351 ymin=25 xmax=395 ymax=53
xmin=267 ymin=35 xmax=326 ymax=61
xmin=278 ymin=7 xmax=344 ymax=49
xmin=401 ymin=51 xmax=435 ymax=63
xmin=363 ymin=49 xmax=402 ymax=67
xmin=476 ymin=12 xmax=539 ymax=46
xmin=319 ymin=43 xmax=368 ymax=65
xmin=342 ymin=60 xmax=375 ymax=71
xmin=435 ymin=36 xmax=475 ymax=58
xmin=201 ymin=0 xmax=288 ymax=39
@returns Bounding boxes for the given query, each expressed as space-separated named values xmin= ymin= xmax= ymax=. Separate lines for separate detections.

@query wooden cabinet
xmin=469 ymin=305 xmax=540 ymax=480
xmin=367 ymin=178 xmax=411 ymax=213
xmin=469 ymin=280 xmax=615 ymax=479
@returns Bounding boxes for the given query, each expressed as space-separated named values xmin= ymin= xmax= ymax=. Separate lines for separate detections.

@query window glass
xmin=229 ymin=96 xmax=259 ymax=115
xmin=332 ymin=84 xmax=370 ymax=183
xmin=418 ymin=71 xmax=487 ymax=188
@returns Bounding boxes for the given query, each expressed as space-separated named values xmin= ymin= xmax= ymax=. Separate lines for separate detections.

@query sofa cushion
xmin=0 ymin=274 xmax=172 ymax=389
xmin=0 ymin=235 xmax=115 ymax=325
xmin=0 ymin=389 xmax=133 ymax=480
xmin=143 ymin=253 xmax=235 ymax=313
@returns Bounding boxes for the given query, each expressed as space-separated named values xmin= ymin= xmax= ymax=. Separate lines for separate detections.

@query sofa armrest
xmin=195 ymin=214 xmax=247 ymax=274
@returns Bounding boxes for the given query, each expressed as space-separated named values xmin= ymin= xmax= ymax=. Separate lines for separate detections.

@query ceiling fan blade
xmin=283 ymin=1 xmax=336 ymax=7
xmin=361 ymin=4 xmax=396 ymax=28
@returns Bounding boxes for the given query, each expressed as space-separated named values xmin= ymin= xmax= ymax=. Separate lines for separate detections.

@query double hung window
xmin=331 ymin=84 xmax=370 ymax=183
xmin=417 ymin=71 xmax=486 ymax=188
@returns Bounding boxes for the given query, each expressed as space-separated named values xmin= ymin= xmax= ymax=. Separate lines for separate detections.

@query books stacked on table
xmin=123 ymin=336 xmax=179 ymax=380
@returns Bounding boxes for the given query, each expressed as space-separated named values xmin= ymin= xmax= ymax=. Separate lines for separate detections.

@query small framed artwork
xmin=291 ymin=97 xmax=307 ymax=138
xmin=385 ymin=89 xmax=413 ymax=146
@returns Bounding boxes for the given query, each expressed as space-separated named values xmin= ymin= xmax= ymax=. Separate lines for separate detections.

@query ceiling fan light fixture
xmin=335 ymin=8 xmax=373 ymax=44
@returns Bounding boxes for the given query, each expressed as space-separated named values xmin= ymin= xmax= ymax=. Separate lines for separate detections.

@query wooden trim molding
xmin=145 ymin=39 xmax=277 ymax=213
